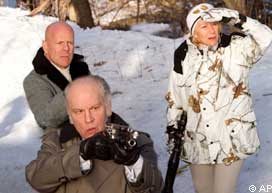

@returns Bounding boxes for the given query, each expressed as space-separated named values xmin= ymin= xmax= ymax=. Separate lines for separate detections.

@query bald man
xmin=26 ymin=75 xmax=163 ymax=193
xmin=23 ymin=22 xmax=90 ymax=129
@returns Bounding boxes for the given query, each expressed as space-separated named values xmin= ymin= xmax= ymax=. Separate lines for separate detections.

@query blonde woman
xmin=166 ymin=3 xmax=272 ymax=193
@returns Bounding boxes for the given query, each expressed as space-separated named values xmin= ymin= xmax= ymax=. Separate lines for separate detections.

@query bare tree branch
xmin=28 ymin=0 xmax=51 ymax=16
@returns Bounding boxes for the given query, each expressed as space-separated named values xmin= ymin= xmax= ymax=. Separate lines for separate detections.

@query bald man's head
xmin=45 ymin=22 xmax=74 ymax=41
xmin=65 ymin=75 xmax=112 ymax=138
xmin=42 ymin=22 xmax=74 ymax=69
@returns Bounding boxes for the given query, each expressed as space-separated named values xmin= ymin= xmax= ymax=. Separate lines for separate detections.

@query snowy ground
xmin=0 ymin=7 xmax=271 ymax=193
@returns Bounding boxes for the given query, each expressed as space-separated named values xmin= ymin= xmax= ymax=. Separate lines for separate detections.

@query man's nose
xmin=63 ymin=42 xmax=70 ymax=51
xmin=85 ymin=110 xmax=94 ymax=123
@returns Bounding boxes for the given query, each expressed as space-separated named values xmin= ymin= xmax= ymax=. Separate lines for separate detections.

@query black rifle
xmin=162 ymin=111 xmax=187 ymax=193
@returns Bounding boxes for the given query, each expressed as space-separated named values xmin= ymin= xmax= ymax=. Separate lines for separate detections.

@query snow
xmin=0 ymin=7 xmax=272 ymax=193
xmin=130 ymin=23 xmax=171 ymax=35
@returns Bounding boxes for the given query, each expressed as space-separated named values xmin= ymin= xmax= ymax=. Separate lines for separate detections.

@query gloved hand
xmin=202 ymin=8 xmax=241 ymax=25
xmin=166 ymin=111 xmax=187 ymax=154
xmin=166 ymin=125 xmax=176 ymax=153
xmin=80 ymin=132 xmax=113 ymax=161
xmin=111 ymin=142 xmax=141 ymax=166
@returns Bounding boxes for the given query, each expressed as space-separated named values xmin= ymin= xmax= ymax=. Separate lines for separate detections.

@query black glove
xmin=111 ymin=142 xmax=141 ymax=166
xmin=80 ymin=132 xmax=112 ymax=161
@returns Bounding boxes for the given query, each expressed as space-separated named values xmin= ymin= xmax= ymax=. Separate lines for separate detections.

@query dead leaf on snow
xmin=94 ymin=61 xmax=107 ymax=67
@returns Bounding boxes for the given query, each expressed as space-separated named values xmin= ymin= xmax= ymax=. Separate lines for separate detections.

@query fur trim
xmin=32 ymin=47 xmax=90 ymax=90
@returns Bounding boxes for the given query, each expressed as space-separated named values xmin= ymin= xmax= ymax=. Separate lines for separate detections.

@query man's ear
xmin=67 ymin=107 xmax=73 ymax=124
xmin=69 ymin=114 xmax=73 ymax=124
xmin=42 ymin=40 xmax=48 ymax=54
xmin=106 ymin=99 xmax=112 ymax=117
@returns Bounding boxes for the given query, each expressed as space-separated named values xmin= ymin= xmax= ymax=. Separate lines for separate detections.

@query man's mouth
xmin=86 ymin=127 xmax=97 ymax=136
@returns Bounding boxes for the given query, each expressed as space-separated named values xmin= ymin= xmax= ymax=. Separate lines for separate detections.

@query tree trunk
xmin=136 ymin=0 xmax=140 ymax=23
xmin=28 ymin=0 xmax=52 ymax=17
xmin=68 ymin=0 xmax=95 ymax=29
xmin=29 ymin=0 xmax=95 ymax=29
xmin=223 ymin=0 xmax=247 ymax=15
xmin=58 ymin=0 xmax=70 ymax=21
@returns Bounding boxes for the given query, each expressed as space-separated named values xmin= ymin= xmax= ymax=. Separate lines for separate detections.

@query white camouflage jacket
xmin=166 ymin=17 xmax=272 ymax=164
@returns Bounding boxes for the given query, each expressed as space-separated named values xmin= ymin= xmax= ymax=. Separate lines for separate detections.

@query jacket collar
xmin=59 ymin=121 xmax=81 ymax=143
xmin=32 ymin=47 xmax=90 ymax=90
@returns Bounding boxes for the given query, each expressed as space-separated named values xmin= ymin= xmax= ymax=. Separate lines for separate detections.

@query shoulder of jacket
xmin=23 ymin=70 xmax=53 ymax=90
xmin=23 ymin=70 xmax=42 ymax=87
xmin=174 ymin=40 xmax=188 ymax=75
xmin=23 ymin=69 xmax=37 ymax=81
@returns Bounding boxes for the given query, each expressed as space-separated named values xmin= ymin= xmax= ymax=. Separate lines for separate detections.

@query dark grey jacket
xmin=25 ymin=123 xmax=163 ymax=193
xmin=23 ymin=48 xmax=90 ymax=129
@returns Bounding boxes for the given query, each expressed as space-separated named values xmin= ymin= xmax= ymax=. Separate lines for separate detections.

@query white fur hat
xmin=186 ymin=3 xmax=214 ymax=34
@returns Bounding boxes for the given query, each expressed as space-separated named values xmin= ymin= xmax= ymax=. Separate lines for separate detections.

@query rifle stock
xmin=162 ymin=111 xmax=187 ymax=193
